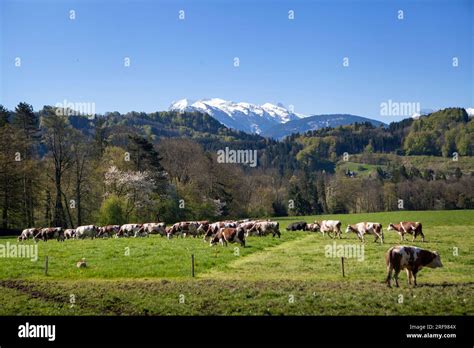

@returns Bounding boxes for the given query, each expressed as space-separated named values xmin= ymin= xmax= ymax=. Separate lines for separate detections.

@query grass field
xmin=0 ymin=210 xmax=472 ymax=315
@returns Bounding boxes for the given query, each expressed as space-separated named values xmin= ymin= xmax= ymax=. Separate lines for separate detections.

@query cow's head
xmin=427 ymin=251 xmax=443 ymax=268
xmin=387 ymin=223 xmax=395 ymax=231
xmin=209 ymin=233 xmax=220 ymax=246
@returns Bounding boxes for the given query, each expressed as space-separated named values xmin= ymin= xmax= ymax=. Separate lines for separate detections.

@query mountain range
xmin=169 ymin=98 xmax=386 ymax=139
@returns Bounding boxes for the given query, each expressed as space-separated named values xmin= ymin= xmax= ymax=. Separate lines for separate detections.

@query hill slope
xmin=262 ymin=114 xmax=386 ymax=139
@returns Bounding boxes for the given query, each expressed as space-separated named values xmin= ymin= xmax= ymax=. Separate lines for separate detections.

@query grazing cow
xmin=286 ymin=221 xmax=307 ymax=231
xmin=64 ymin=229 xmax=76 ymax=239
xmin=248 ymin=221 xmax=280 ymax=238
xmin=75 ymin=225 xmax=99 ymax=239
xmin=18 ymin=228 xmax=39 ymax=242
xmin=167 ymin=222 xmax=200 ymax=238
xmin=314 ymin=220 xmax=342 ymax=239
xmin=203 ymin=221 xmax=239 ymax=241
xmin=385 ymin=246 xmax=442 ymax=287
xmin=387 ymin=222 xmax=425 ymax=242
xmin=38 ymin=227 xmax=65 ymax=242
xmin=345 ymin=222 xmax=383 ymax=244
xmin=210 ymin=227 xmax=246 ymax=247
xmin=97 ymin=225 xmax=120 ymax=238
xmin=115 ymin=224 xmax=142 ymax=238
xmin=140 ymin=223 xmax=166 ymax=236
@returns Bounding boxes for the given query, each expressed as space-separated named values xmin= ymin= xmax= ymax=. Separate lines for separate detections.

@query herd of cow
xmin=286 ymin=220 xmax=426 ymax=244
xmin=16 ymin=220 xmax=281 ymax=247
xmin=16 ymin=219 xmax=440 ymax=287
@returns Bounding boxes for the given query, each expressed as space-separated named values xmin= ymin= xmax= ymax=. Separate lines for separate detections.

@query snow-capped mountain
xmin=466 ymin=108 xmax=474 ymax=117
xmin=169 ymin=98 xmax=303 ymax=134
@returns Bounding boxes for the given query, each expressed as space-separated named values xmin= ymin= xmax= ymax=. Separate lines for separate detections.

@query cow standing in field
xmin=38 ymin=227 xmax=65 ymax=242
xmin=345 ymin=222 xmax=384 ymax=244
xmin=64 ymin=229 xmax=76 ymax=239
xmin=203 ymin=221 xmax=235 ymax=241
xmin=210 ymin=227 xmax=246 ymax=247
xmin=248 ymin=221 xmax=280 ymax=238
xmin=18 ymin=228 xmax=39 ymax=242
xmin=387 ymin=222 xmax=425 ymax=242
xmin=286 ymin=221 xmax=307 ymax=231
xmin=167 ymin=222 xmax=200 ymax=238
xmin=97 ymin=225 xmax=120 ymax=238
xmin=385 ymin=246 xmax=442 ymax=287
xmin=114 ymin=224 xmax=143 ymax=238
xmin=314 ymin=220 xmax=342 ymax=239
xmin=75 ymin=225 xmax=99 ymax=239
xmin=140 ymin=223 xmax=166 ymax=236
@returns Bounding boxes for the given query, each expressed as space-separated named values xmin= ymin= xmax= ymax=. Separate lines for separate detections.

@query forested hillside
xmin=0 ymin=104 xmax=472 ymax=230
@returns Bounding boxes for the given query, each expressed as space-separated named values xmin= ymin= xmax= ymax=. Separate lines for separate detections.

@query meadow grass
xmin=0 ymin=210 xmax=472 ymax=315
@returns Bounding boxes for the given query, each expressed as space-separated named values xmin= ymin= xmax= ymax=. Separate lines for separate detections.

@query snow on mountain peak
xmin=169 ymin=98 xmax=304 ymax=134
xmin=169 ymin=98 xmax=194 ymax=111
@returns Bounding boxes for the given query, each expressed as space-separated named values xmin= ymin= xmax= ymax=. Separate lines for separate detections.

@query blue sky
xmin=1 ymin=0 xmax=472 ymax=122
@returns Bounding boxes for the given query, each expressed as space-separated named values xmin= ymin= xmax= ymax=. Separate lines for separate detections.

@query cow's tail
xmin=385 ymin=247 xmax=395 ymax=284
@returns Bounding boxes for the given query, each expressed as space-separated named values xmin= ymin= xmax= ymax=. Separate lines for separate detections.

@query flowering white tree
xmin=104 ymin=166 xmax=156 ymax=219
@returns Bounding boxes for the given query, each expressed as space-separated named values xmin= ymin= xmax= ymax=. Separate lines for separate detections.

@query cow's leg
xmin=419 ymin=231 xmax=425 ymax=242
xmin=406 ymin=269 xmax=412 ymax=285
xmin=386 ymin=265 xmax=393 ymax=287
xmin=394 ymin=270 xmax=400 ymax=288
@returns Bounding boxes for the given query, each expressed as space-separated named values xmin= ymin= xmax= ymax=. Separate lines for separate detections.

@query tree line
xmin=0 ymin=104 xmax=472 ymax=230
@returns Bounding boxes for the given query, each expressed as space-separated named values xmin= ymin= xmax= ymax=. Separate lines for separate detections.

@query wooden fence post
xmin=191 ymin=254 xmax=195 ymax=278
xmin=45 ymin=256 xmax=49 ymax=276
xmin=341 ymin=257 xmax=345 ymax=277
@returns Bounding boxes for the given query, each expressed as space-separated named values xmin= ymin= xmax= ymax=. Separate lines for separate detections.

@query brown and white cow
xmin=387 ymin=222 xmax=425 ymax=242
xmin=38 ymin=227 xmax=65 ymax=242
xmin=314 ymin=220 xmax=342 ymax=239
xmin=203 ymin=221 xmax=236 ymax=241
xmin=18 ymin=228 xmax=39 ymax=242
xmin=97 ymin=225 xmax=120 ymax=238
xmin=385 ymin=246 xmax=442 ymax=287
xmin=167 ymin=221 xmax=200 ymax=238
xmin=115 ymin=224 xmax=142 ymax=238
xmin=210 ymin=227 xmax=246 ymax=247
xmin=345 ymin=222 xmax=383 ymax=244
xmin=140 ymin=223 xmax=166 ymax=236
